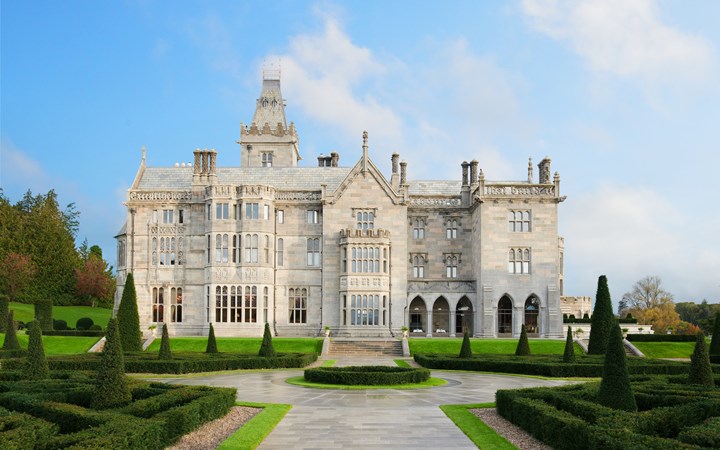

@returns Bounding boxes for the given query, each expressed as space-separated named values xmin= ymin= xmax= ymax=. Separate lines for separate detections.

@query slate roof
xmin=407 ymin=180 xmax=462 ymax=196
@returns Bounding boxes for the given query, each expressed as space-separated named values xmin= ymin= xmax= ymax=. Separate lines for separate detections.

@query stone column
xmin=449 ymin=309 xmax=456 ymax=337
xmin=426 ymin=310 xmax=433 ymax=337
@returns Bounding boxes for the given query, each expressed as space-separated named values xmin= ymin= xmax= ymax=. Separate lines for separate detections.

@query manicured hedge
xmin=564 ymin=317 xmax=638 ymax=324
xmin=413 ymin=353 xmax=709 ymax=377
xmin=304 ymin=366 xmax=430 ymax=385
xmin=34 ymin=300 xmax=53 ymax=331
xmin=495 ymin=375 xmax=720 ymax=450
xmin=2 ymin=352 xmax=317 ymax=374
xmin=36 ymin=329 xmax=105 ymax=337
xmin=627 ymin=334 xmax=697 ymax=342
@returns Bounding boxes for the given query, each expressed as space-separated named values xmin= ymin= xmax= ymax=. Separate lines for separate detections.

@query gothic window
xmin=350 ymin=294 xmax=382 ymax=326
xmin=508 ymin=248 xmax=531 ymax=274
xmin=412 ymin=255 xmax=425 ymax=278
xmin=445 ymin=254 xmax=458 ymax=278
xmin=206 ymin=235 xmax=211 ymax=264
xmin=216 ymin=203 xmax=229 ymax=220
xmin=356 ymin=210 xmax=375 ymax=232
xmin=446 ymin=219 xmax=458 ymax=239
xmin=245 ymin=203 xmax=259 ymax=220
xmin=160 ymin=237 xmax=166 ymax=265
xmin=163 ymin=209 xmax=174 ymax=224
xmin=171 ymin=287 xmax=183 ymax=323
xmin=261 ymin=152 xmax=273 ymax=167
xmin=230 ymin=286 xmax=240 ymax=322
xmin=342 ymin=247 xmax=347 ymax=273
xmin=153 ymin=209 xmax=158 ymax=224
xmin=152 ymin=287 xmax=164 ymax=322
xmin=412 ymin=219 xmax=425 ymax=239
xmin=152 ymin=237 xmax=158 ymax=265
xmin=277 ymin=238 xmax=284 ymax=266
xmin=178 ymin=209 xmax=184 ymax=224
xmin=349 ymin=246 xmax=380 ymax=273
xmin=118 ymin=239 xmax=126 ymax=267
xmin=232 ymin=234 xmax=241 ymax=263
xmin=508 ymin=210 xmax=531 ymax=232
xmin=307 ymin=210 xmax=320 ymax=224
xmin=244 ymin=286 xmax=257 ymax=323
xmin=263 ymin=287 xmax=269 ymax=323
xmin=215 ymin=286 xmax=228 ymax=322
xmin=307 ymin=238 xmax=320 ymax=266
xmin=245 ymin=234 xmax=259 ymax=263
xmin=177 ymin=237 xmax=183 ymax=265
xmin=289 ymin=288 xmax=307 ymax=324
xmin=215 ymin=235 xmax=222 ymax=263
xmin=206 ymin=204 xmax=211 ymax=221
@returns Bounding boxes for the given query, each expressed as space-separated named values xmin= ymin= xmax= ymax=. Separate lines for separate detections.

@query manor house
xmin=115 ymin=71 xmax=567 ymax=339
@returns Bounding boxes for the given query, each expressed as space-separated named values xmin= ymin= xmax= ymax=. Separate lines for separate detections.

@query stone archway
xmin=432 ymin=297 xmax=450 ymax=335
xmin=498 ymin=295 xmax=513 ymax=336
xmin=408 ymin=296 xmax=427 ymax=334
xmin=524 ymin=295 xmax=540 ymax=336
xmin=455 ymin=296 xmax=474 ymax=335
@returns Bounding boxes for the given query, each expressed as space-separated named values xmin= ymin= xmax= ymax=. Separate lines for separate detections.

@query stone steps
xmin=329 ymin=340 xmax=403 ymax=357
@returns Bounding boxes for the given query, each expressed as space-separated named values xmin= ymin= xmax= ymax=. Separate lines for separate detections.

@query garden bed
xmin=304 ymin=366 xmax=430 ymax=385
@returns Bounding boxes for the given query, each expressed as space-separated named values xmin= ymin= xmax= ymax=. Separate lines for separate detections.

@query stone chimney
xmin=391 ymin=153 xmax=400 ymax=189
xmin=330 ymin=152 xmax=339 ymax=167
xmin=528 ymin=157 xmax=533 ymax=183
xmin=470 ymin=160 xmax=479 ymax=185
xmin=538 ymin=157 xmax=551 ymax=184
xmin=400 ymin=161 xmax=407 ymax=186
xmin=461 ymin=161 xmax=470 ymax=206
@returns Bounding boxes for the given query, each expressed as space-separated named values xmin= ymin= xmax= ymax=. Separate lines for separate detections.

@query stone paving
xmin=162 ymin=357 xmax=571 ymax=449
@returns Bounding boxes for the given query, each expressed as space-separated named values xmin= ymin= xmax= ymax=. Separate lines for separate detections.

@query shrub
xmin=563 ymin=326 xmax=576 ymax=363
xmin=53 ymin=319 xmax=68 ymax=330
xmin=23 ymin=320 xmax=49 ymax=380
xmin=597 ymin=321 xmax=637 ymax=411
xmin=117 ymin=273 xmax=142 ymax=352
xmin=627 ymin=334 xmax=696 ymax=342
xmin=459 ymin=330 xmax=472 ymax=358
xmin=34 ymin=299 xmax=53 ymax=331
xmin=588 ymin=275 xmax=614 ymax=355
xmin=0 ymin=409 xmax=59 ymax=449
xmin=75 ymin=317 xmax=94 ymax=330
xmin=88 ymin=324 xmax=102 ymax=331
xmin=41 ymin=329 xmax=104 ymax=337
xmin=2 ymin=310 xmax=21 ymax=350
xmin=515 ymin=324 xmax=531 ymax=356
xmin=258 ymin=322 xmax=276 ymax=357
xmin=0 ymin=294 xmax=8 ymax=333
xmin=710 ymin=311 xmax=720 ymax=364
xmin=158 ymin=324 xmax=172 ymax=360
xmin=205 ymin=323 xmax=217 ymax=353
xmin=688 ymin=333 xmax=714 ymax=386
xmin=92 ymin=318 xmax=131 ymax=409
xmin=304 ymin=366 xmax=430 ymax=385
xmin=678 ymin=416 xmax=720 ymax=448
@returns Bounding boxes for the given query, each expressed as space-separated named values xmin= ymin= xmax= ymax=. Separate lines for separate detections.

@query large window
xmin=412 ymin=219 xmax=425 ymax=239
xmin=508 ymin=210 xmax=531 ymax=232
xmin=356 ymin=210 xmax=375 ymax=232
xmin=350 ymin=294 xmax=385 ymax=326
xmin=216 ymin=203 xmax=229 ymax=220
xmin=412 ymin=255 xmax=425 ymax=278
xmin=245 ymin=234 xmax=259 ymax=263
xmin=277 ymin=238 xmax=284 ymax=266
xmin=244 ymin=286 xmax=257 ymax=323
xmin=232 ymin=234 xmax=241 ymax=263
xmin=445 ymin=254 xmax=458 ymax=278
xmin=162 ymin=209 xmax=174 ymax=224
xmin=214 ymin=285 xmax=261 ymax=323
xmin=117 ymin=239 xmax=126 ymax=267
xmin=215 ymin=234 xmax=229 ymax=263
xmin=307 ymin=210 xmax=320 ymax=224
xmin=170 ymin=287 xmax=183 ymax=323
xmin=277 ymin=210 xmax=284 ymax=224
xmin=307 ymin=238 xmax=320 ymax=266
xmin=245 ymin=203 xmax=259 ymax=220
xmin=508 ymin=248 xmax=531 ymax=274
xmin=152 ymin=287 xmax=164 ymax=322
xmin=446 ymin=219 xmax=458 ymax=239
xmin=289 ymin=288 xmax=307 ymax=324
xmin=349 ymin=246 xmax=383 ymax=273
xmin=155 ymin=237 xmax=180 ymax=266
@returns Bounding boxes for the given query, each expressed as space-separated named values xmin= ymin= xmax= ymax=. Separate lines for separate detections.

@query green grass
xmin=440 ymin=403 xmax=518 ymax=449
xmin=285 ymin=375 xmax=447 ymax=390
xmin=217 ymin=402 xmax=292 ymax=450
xmin=632 ymin=341 xmax=709 ymax=359
xmin=321 ymin=359 xmax=336 ymax=367
xmin=0 ymin=333 xmax=100 ymax=355
xmin=394 ymin=359 xmax=412 ymax=368
xmin=145 ymin=337 xmax=323 ymax=354
xmin=7 ymin=301 xmax=112 ymax=328
xmin=408 ymin=338 xmax=579 ymax=355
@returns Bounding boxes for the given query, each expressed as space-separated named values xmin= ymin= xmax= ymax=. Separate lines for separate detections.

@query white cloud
xmin=0 ymin=138 xmax=48 ymax=191
xmin=522 ymin=0 xmax=715 ymax=83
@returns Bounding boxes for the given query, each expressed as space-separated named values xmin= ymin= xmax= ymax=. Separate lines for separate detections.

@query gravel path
xmin=166 ymin=406 xmax=261 ymax=450
xmin=470 ymin=408 xmax=552 ymax=450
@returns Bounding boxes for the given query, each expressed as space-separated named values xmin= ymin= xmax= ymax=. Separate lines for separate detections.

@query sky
xmin=1 ymin=0 xmax=719 ymax=309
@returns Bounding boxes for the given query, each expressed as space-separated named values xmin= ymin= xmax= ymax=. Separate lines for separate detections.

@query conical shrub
xmin=459 ymin=330 xmax=473 ymax=358
xmin=23 ymin=320 xmax=49 ymax=380
xmin=258 ymin=322 xmax=276 ymax=357
xmin=2 ymin=310 xmax=21 ymax=350
xmin=158 ymin=324 xmax=172 ymax=360
xmin=588 ymin=275 xmax=614 ymax=355
xmin=688 ymin=333 xmax=714 ymax=387
xmin=709 ymin=311 xmax=720 ymax=365
xmin=117 ymin=273 xmax=142 ymax=352
xmin=563 ymin=326 xmax=576 ymax=363
xmin=206 ymin=323 xmax=218 ymax=353
xmin=0 ymin=294 xmax=9 ymax=333
xmin=92 ymin=318 xmax=131 ymax=409
xmin=597 ymin=321 xmax=637 ymax=411
xmin=515 ymin=324 xmax=531 ymax=356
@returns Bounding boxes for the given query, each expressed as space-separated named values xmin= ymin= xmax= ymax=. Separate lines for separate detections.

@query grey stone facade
xmin=115 ymin=72 xmax=566 ymax=338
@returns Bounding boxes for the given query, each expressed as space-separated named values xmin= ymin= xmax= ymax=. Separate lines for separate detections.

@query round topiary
xmin=53 ymin=319 xmax=68 ymax=331
xmin=76 ymin=317 xmax=94 ymax=330
xmin=88 ymin=324 xmax=102 ymax=331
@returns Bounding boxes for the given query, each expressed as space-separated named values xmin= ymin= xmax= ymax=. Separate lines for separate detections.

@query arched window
xmin=244 ymin=286 xmax=257 ymax=323
xmin=289 ymin=288 xmax=307 ymax=323
xmin=152 ymin=287 xmax=164 ymax=322
xmin=498 ymin=296 xmax=513 ymax=334
xmin=524 ymin=296 xmax=539 ymax=334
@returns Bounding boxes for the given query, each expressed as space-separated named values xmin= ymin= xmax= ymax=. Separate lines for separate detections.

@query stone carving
xmin=346 ymin=276 xmax=388 ymax=288
xmin=275 ymin=191 xmax=321 ymax=201
xmin=483 ymin=185 xmax=555 ymax=197
xmin=410 ymin=198 xmax=462 ymax=207
xmin=206 ymin=185 xmax=232 ymax=197
xmin=243 ymin=268 xmax=258 ymax=282
xmin=129 ymin=191 xmax=192 ymax=202
xmin=214 ymin=268 xmax=229 ymax=282
xmin=407 ymin=280 xmax=475 ymax=293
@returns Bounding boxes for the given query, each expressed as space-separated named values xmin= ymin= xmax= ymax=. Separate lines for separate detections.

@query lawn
xmin=7 ymin=301 xmax=112 ymax=328
xmin=0 ymin=333 xmax=100 ymax=355
xmin=440 ymin=403 xmax=517 ymax=450
xmin=145 ymin=337 xmax=323 ymax=354
xmin=217 ymin=402 xmax=292 ymax=450
xmin=631 ymin=341 xmax=708 ymax=359
xmin=408 ymin=338 xmax=579 ymax=355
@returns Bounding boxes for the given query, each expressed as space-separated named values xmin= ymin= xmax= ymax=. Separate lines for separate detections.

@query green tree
xmin=258 ymin=322 xmax=276 ymax=357
xmin=515 ymin=324 xmax=531 ymax=356
xmin=598 ymin=321 xmax=637 ymax=411
xmin=34 ymin=299 xmax=53 ymax=331
xmin=563 ymin=326 xmax=576 ymax=363
xmin=0 ymin=253 xmax=36 ymax=303
xmin=158 ymin=324 xmax=172 ymax=360
xmin=588 ymin=275 xmax=614 ymax=355
xmin=459 ymin=330 xmax=473 ymax=358
xmin=2 ymin=310 xmax=21 ymax=350
xmin=206 ymin=323 xmax=218 ymax=353
xmin=23 ymin=320 xmax=49 ymax=380
xmin=688 ymin=333 xmax=714 ymax=386
xmin=92 ymin=318 xmax=131 ymax=409
xmin=117 ymin=273 xmax=142 ymax=352
xmin=708 ymin=311 xmax=720 ymax=364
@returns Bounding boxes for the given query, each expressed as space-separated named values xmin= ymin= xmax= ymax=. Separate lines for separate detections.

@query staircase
xmin=328 ymin=339 xmax=403 ymax=357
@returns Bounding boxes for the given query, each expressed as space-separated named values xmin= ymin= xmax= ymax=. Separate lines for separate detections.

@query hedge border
xmin=304 ymin=366 xmax=430 ymax=385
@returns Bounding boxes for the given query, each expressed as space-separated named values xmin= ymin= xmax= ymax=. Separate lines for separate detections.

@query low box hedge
xmin=0 ymin=407 xmax=60 ymax=450
xmin=37 ymin=330 xmax=105 ymax=337
xmin=304 ymin=366 xmax=430 ymax=385
xmin=627 ymin=334 xmax=697 ymax=342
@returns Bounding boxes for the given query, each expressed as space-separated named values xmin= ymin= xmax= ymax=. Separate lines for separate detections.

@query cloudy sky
xmin=2 ymin=0 xmax=718 ymax=309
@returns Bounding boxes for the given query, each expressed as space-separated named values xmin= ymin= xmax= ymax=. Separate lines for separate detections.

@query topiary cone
xmin=92 ymin=317 xmax=131 ymax=409
xmin=515 ymin=324 xmax=531 ymax=356
xmin=563 ymin=326 xmax=576 ymax=363
xmin=158 ymin=323 xmax=172 ymax=360
xmin=117 ymin=273 xmax=142 ymax=352
xmin=23 ymin=320 xmax=49 ymax=380
xmin=588 ymin=275 xmax=614 ymax=355
xmin=689 ymin=332 xmax=714 ymax=387
xmin=459 ymin=330 xmax=473 ymax=358
xmin=597 ymin=320 xmax=637 ymax=411
xmin=206 ymin=323 xmax=218 ymax=353
xmin=258 ymin=322 xmax=276 ymax=357
xmin=2 ymin=310 xmax=21 ymax=350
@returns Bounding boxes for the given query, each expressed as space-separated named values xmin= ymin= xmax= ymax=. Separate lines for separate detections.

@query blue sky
xmin=2 ymin=0 xmax=719 ymax=308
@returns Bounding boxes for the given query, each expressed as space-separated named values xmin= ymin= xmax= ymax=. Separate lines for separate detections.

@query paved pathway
xmin=161 ymin=357 xmax=571 ymax=449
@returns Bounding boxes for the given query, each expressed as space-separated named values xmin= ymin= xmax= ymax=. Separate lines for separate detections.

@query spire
xmin=362 ymin=131 xmax=368 ymax=173
xmin=251 ymin=66 xmax=287 ymax=131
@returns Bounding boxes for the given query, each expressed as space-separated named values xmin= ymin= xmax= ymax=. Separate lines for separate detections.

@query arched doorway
xmin=456 ymin=297 xmax=474 ymax=335
xmin=409 ymin=297 xmax=426 ymax=334
xmin=433 ymin=297 xmax=450 ymax=335
xmin=524 ymin=295 xmax=540 ymax=336
xmin=498 ymin=295 xmax=513 ymax=335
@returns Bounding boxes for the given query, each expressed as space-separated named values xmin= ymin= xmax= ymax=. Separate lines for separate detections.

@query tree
xmin=258 ymin=322 xmax=276 ymax=357
xmin=638 ymin=302 xmax=681 ymax=334
xmin=515 ymin=324 xmax=531 ymax=356
xmin=0 ymin=294 xmax=9 ymax=333
xmin=92 ymin=318 xmax=131 ymax=409
xmin=622 ymin=276 xmax=673 ymax=310
xmin=158 ymin=324 xmax=172 ymax=360
xmin=0 ymin=253 xmax=36 ymax=303
xmin=117 ymin=273 xmax=142 ymax=352
xmin=563 ymin=326 xmax=576 ymax=363
xmin=598 ymin=321 xmax=637 ymax=411
xmin=617 ymin=297 xmax=629 ymax=318
xmin=2 ymin=310 xmax=21 ymax=350
xmin=688 ymin=333 xmax=714 ymax=387
xmin=588 ymin=275 xmax=615 ymax=355
xmin=75 ymin=256 xmax=115 ymax=307
xmin=206 ymin=323 xmax=218 ymax=353
xmin=459 ymin=330 xmax=473 ymax=358
xmin=710 ymin=311 xmax=720 ymax=364
xmin=23 ymin=320 xmax=49 ymax=380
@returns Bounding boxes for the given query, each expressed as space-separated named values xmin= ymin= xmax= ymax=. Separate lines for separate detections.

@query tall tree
xmin=75 ymin=255 xmax=115 ymax=307
xmin=588 ymin=275 xmax=614 ymax=355
xmin=622 ymin=275 xmax=673 ymax=310
xmin=117 ymin=273 xmax=142 ymax=352
xmin=0 ymin=252 xmax=36 ymax=303
xmin=637 ymin=302 xmax=682 ymax=334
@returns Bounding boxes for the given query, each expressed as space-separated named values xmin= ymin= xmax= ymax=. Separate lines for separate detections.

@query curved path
xmin=162 ymin=358 xmax=570 ymax=449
